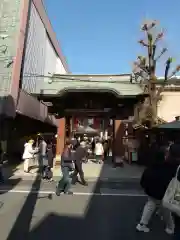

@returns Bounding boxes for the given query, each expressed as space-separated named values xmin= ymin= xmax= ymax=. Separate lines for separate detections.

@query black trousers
xmin=0 ymin=166 xmax=4 ymax=182
xmin=72 ymin=161 xmax=86 ymax=184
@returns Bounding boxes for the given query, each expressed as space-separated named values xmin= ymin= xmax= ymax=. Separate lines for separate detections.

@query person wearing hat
xmin=22 ymin=139 xmax=39 ymax=173
xmin=71 ymin=141 xmax=88 ymax=186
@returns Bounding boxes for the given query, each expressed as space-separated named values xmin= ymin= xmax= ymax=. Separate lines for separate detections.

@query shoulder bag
xmin=162 ymin=165 xmax=180 ymax=216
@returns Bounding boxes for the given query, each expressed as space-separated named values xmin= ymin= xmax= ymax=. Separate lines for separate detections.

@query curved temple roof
xmin=40 ymin=74 xmax=145 ymax=97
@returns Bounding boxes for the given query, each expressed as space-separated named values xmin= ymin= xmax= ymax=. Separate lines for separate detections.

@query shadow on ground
xmin=5 ymin=157 xmax=171 ymax=240
xmin=0 ymin=161 xmax=22 ymax=193
xmin=2 ymin=161 xmax=22 ymax=179
xmin=0 ymin=159 xmax=22 ymax=195
xmin=0 ymin=178 xmax=22 ymax=196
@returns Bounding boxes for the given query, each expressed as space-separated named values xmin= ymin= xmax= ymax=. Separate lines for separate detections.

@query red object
xmin=93 ymin=117 xmax=100 ymax=129
xmin=73 ymin=117 xmax=79 ymax=129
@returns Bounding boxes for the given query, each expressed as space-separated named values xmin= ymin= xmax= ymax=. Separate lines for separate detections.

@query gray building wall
xmin=0 ymin=0 xmax=22 ymax=96
xmin=22 ymin=2 xmax=66 ymax=93
xmin=0 ymin=0 xmax=22 ymax=116
xmin=22 ymin=2 xmax=46 ymax=93
xmin=22 ymin=1 xmax=67 ymax=94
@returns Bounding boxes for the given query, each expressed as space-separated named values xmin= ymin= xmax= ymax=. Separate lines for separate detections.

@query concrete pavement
xmin=0 ymin=177 xmax=144 ymax=195
xmin=0 ymin=178 xmax=171 ymax=240
xmin=3 ymin=160 xmax=145 ymax=182
xmin=0 ymin=160 xmax=172 ymax=239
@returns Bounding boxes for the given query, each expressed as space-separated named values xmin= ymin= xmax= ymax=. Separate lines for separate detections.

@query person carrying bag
xmin=136 ymin=145 xmax=178 ymax=234
xmin=163 ymin=165 xmax=180 ymax=216
xmin=162 ymin=165 xmax=180 ymax=239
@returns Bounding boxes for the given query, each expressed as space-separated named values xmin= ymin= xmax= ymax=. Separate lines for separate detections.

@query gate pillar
xmin=113 ymin=120 xmax=125 ymax=158
xmin=55 ymin=117 xmax=66 ymax=165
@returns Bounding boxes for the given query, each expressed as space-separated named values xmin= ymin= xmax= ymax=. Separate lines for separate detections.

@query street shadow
xmin=6 ymin=174 xmax=42 ymax=240
xmin=0 ymin=95 xmax=23 ymax=194
xmin=4 ymin=114 xmax=169 ymax=239
xmin=0 ymin=178 xmax=22 ymax=195
xmin=27 ymin=198 xmax=170 ymax=240
xmin=2 ymin=161 xmax=22 ymax=179
xmin=5 ymin=160 xmax=170 ymax=240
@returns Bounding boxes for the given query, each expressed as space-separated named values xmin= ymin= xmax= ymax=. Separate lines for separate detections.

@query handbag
xmin=162 ymin=165 xmax=180 ymax=216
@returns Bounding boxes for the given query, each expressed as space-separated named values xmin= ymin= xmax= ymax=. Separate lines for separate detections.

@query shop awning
xmin=16 ymin=89 xmax=58 ymax=126
xmin=157 ymin=120 xmax=180 ymax=129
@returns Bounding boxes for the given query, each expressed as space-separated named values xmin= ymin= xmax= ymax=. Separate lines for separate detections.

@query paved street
xmin=3 ymin=161 xmax=145 ymax=182
xmin=0 ymin=178 xmax=171 ymax=240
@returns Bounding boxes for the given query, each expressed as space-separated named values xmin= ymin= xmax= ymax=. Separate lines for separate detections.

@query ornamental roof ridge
xmin=53 ymin=73 xmax=131 ymax=77
xmin=51 ymin=74 xmax=133 ymax=84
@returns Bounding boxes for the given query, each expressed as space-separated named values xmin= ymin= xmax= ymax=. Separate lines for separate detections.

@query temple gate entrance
xmin=35 ymin=74 xmax=147 ymax=164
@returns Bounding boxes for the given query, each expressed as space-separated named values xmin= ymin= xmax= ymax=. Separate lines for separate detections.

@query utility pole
xmin=132 ymin=20 xmax=180 ymax=127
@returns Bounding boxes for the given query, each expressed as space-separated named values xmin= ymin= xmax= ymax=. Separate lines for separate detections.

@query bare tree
xmin=132 ymin=20 xmax=180 ymax=127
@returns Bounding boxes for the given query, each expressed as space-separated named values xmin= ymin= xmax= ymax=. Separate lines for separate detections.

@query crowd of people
xmin=1 ymin=132 xmax=180 ymax=238
xmin=15 ymin=134 xmax=111 ymax=187
xmin=71 ymin=135 xmax=112 ymax=163
xmin=56 ymin=136 xmax=112 ymax=195
xmin=56 ymin=134 xmax=180 ymax=238
xmin=22 ymin=135 xmax=56 ymax=181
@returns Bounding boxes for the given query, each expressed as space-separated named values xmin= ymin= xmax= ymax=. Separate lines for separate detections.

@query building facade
xmin=21 ymin=0 xmax=67 ymax=94
xmin=158 ymin=91 xmax=180 ymax=122
xmin=36 ymin=73 xmax=146 ymax=160
xmin=157 ymin=78 xmax=180 ymax=122
xmin=0 ymin=0 xmax=68 ymax=139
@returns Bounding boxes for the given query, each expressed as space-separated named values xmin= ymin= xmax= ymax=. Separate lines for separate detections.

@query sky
xmin=44 ymin=0 xmax=180 ymax=75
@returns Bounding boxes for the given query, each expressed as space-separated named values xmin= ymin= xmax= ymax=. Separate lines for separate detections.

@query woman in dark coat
xmin=42 ymin=139 xmax=56 ymax=181
xmin=136 ymin=143 xmax=178 ymax=235
xmin=0 ymin=142 xmax=4 ymax=183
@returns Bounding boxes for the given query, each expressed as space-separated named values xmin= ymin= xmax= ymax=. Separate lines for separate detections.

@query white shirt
xmin=95 ymin=143 xmax=104 ymax=155
xmin=22 ymin=143 xmax=37 ymax=159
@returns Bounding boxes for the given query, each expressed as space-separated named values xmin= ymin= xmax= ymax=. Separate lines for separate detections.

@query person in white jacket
xmin=95 ymin=139 xmax=104 ymax=164
xmin=22 ymin=139 xmax=38 ymax=173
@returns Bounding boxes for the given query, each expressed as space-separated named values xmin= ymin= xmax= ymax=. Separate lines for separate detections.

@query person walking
xmin=91 ymin=137 xmax=95 ymax=156
xmin=103 ymin=140 xmax=109 ymax=160
xmin=72 ymin=141 xmax=88 ymax=186
xmin=43 ymin=140 xmax=54 ymax=181
xmin=0 ymin=142 xmax=4 ymax=183
xmin=22 ymin=139 xmax=38 ymax=173
xmin=56 ymin=139 xmax=73 ymax=195
xmin=136 ymin=144 xmax=179 ymax=235
xmin=95 ymin=139 xmax=104 ymax=164
xmin=38 ymin=136 xmax=47 ymax=176
xmin=173 ymin=215 xmax=180 ymax=239
xmin=167 ymin=137 xmax=180 ymax=239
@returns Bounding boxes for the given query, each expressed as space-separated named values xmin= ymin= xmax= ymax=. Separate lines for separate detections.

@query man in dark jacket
xmin=72 ymin=141 xmax=88 ymax=186
xmin=43 ymin=141 xmax=54 ymax=181
xmin=56 ymin=139 xmax=73 ymax=195
xmin=0 ymin=142 xmax=4 ymax=183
